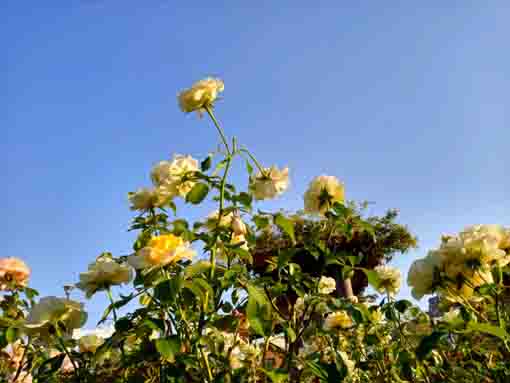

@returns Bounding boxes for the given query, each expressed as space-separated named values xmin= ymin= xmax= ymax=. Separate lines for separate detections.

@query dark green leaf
xmin=201 ymin=156 xmax=212 ymax=172
xmin=416 ymin=331 xmax=446 ymax=360
xmin=274 ymin=214 xmax=295 ymax=244
xmin=185 ymin=183 xmax=210 ymax=204
xmin=156 ymin=336 xmax=181 ymax=362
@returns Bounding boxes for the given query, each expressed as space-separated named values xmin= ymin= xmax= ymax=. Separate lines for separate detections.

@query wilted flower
xmin=373 ymin=265 xmax=401 ymax=296
xmin=76 ymin=257 xmax=132 ymax=298
xmin=24 ymin=297 xmax=87 ymax=341
xmin=324 ymin=311 xmax=352 ymax=330
xmin=249 ymin=166 xmax=289 ymax=200
xmin=178 ymin=77 xmax=224 ymax=114
xmin=151 ymin=154 xmax=199 ymax=198
xmin=0 ymin=257 xmax=30 ymax=291
xmin=79 ymin=334 xmax=104 ymax=353
xmin=304 ymin=175 xmax=345 ymax=215
xmin=318 ymin=276 xmax=336 ymax=295
xmin=127 ymin=234 xmax=195 ymax=269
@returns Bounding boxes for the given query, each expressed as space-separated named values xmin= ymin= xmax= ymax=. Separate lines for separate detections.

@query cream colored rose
xmin=324 ymin=310 xmax=352 ymax=330
xmin=128 ymin=187 xmax=170 ymax=211
xmin=318 ymin=276 xmax=336 ymax=295
xmin=76 ymin=258 xmax=132 ymax=298
xmin=0 ymin=257 xmax=30 ymax=291
xmin=303 ymin=175 xmax=345 ymax=215
xmin=407 ymin=251 xmax=444 ymax=300
xmin=373 ymin=265 xmax=401 ymax=296
xmin=151 ymin=154 xmax=199 ymax=198
xmin=249 ymin=166 xmax=289 ymax=200
xmin=79 ymin=334 xmax=104 ymax=353
xmin=127 ymin=234 xmax=195 ymax=269
xmin=24 ymin=297 xmax=87 ymax=341
xmin=178 ymin=77 xmax=224 ymax=114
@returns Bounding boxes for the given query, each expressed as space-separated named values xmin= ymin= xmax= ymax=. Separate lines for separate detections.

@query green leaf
xmin=261 ymin=368 xmax=288 ymax=383
xmin=362 ymin=269 xmax=380 ymax=291
xmin=6 ymin=327 xmax=19 ymax=344
xmin=416 ymin=331 xmax=446 ymax=360
xmin=274 ymin=214 xmax=295 ymax=244
xmin=201 ymin=156 xmax=212 ymax=172
xmin=185 ymin=183 xmax=209 ymax=204
xmin=468 ymin=322 xmax=509 ymax=341
xmin=284 ymin=326 xmax=296 ymax=343
xmin=156 ymin=336 xmax=181 ymax=362
xmin=184 ymin=260 xmax=211 ymax=279
xmin=394 ymin=299 xmax=413 ymax=314
xmin=253 ymin=215 xmax=270 ymax=230
xmin=37 ymin=353 xmax=66 ymax=378
xmin=246 ymin=284 xmax=272 ymax=336
xmin=245 ymin=160 xmax=254 ymax=175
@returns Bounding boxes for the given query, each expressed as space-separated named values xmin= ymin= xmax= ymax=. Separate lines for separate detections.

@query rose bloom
xmin=303 ymin=175 xmax=345 ymax=215
xmin=128 ymin=234 xmax=195 ymax=269
xmin=0 ymin=257 xmax=30 ymax=291
xmin=76 ymin=258 xmax=132 ymax=298
xmin=24 ymin=297 xmax=87 ymax=341
xmin=324 ymin=310 xmax=352 ymax=330
xmin=128 ymin=187 xmax=171 ymax=211
xmin=374 ymin=265 xmax=401 ymax=296
xmin=318 ymin=276 xmax=336 ymax=295
xmin=79 ymin=334 xmax=104 ymax=354
xmin=178 ymin=77 xmax=224 ymax=114
xmin=151 ymin=154 xmax=199 ymax=198
xmin=249 ymin=166 xmax=289 ymax=200
xmin=407 ymin=250 xmax=444 ymax=299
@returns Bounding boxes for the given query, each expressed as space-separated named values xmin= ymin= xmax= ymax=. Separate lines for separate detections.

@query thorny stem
xmin=205 ymin=105 xmax=230 ymax=155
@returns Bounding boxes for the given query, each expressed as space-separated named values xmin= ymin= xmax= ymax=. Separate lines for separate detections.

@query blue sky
xmin=2 ymin=2 xmax=509 ymax=327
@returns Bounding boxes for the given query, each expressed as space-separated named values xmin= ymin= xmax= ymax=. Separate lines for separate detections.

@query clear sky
xmin=2 ymin=2 xmax=509 ymax=327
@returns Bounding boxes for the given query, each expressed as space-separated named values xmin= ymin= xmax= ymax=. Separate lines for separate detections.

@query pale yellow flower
xmin=324 ymin=310 xmax=352 ymax=330
xmin=79 ymin=334 xmax=104 ymax=353
xmin=151 ymin=154 xmax=199 ymax=198
xmin=128 ymin=187 xmax=171 ymax=211
xmin=374 ymin=265 xmax=401 ymax=296
xmin=249 ymin=166 xmax=289 ymax=200
xmin=178 ymin=77 xmax=224 ymax=114
xmin=76 ymin=258 xmax=132 ymax=298
xmin=407 ymin=251 xmax=444 ymax=299
xmin=231 ymin=215 xmax=247 ymax=236
xmin=304 ymin=175 xmax=345 ymax=215
xmin=127 ymin=234 xmax=195 ymax=269
xmin=0 ymin=257 xmax=30 ymax=291
xmin=24 ymin=297 xmax=87 ymax=341
xmin=318 ymin=276 xmax=336 ymax=295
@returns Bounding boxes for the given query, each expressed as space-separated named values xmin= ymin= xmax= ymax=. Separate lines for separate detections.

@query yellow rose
xmin=0 ymin=257 xmax=30 ymax=291
xmin=76 ymin=258 xmax=132 ymax=298
xmin=79 ymin=334 xmax=104 ymax=353
xmin=178 ymin=77 xmax=224 ymax=114
xmin=24 ymin=297 xmax=87 ymax=341
xmin=249 ymin=166 xmax=289 ymax=200
xmin=127 ymin=234 xmax=195 ymax=269
xmin=373 ymin=265 xmax=401 ymax=296
xmin=303 ymin=175 xmax=345 ymax=215
xmin=324 ymin=310 xmax=352 ymax=330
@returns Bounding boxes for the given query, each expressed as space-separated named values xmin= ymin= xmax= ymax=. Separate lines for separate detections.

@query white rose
xmin=304 ymin=175 xmax=345 ymax=215
xmin=373 ymin=265 xmax=401 ymax=296
xmin=249 ymin=166 xmax=289 ymax=200
xmin=76 ymin=258 xmax=132 ymax=298
xmin=318 ymin=276 xmax=336 ymax=295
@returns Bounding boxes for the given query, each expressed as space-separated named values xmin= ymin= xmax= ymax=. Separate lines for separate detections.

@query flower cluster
xmin=408 ymin=224 xmax=510 ymax=299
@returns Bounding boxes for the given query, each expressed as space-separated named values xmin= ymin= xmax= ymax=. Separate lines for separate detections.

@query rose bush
xmin=1 ymin=77 xmax=509 ymax=383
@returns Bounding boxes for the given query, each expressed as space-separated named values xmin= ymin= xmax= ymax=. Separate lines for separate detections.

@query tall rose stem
xmin=205 ymin=105 xmax=230 ymax=155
